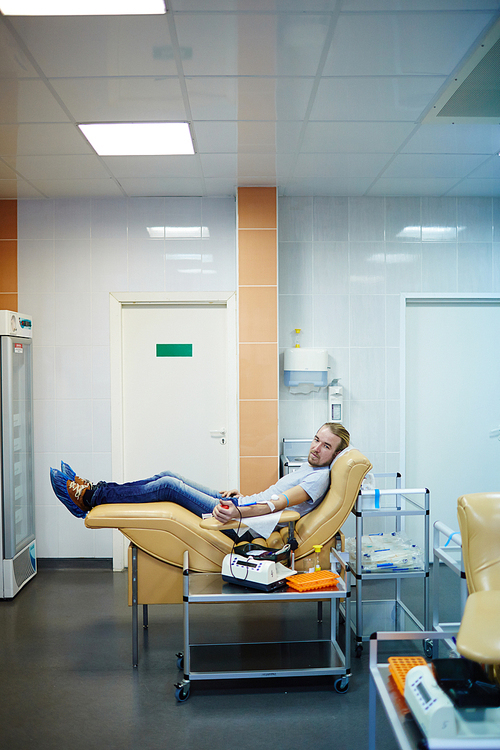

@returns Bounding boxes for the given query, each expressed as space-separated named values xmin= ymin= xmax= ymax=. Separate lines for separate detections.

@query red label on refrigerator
xmin=14 ymin=343 xmax=23 ymax=354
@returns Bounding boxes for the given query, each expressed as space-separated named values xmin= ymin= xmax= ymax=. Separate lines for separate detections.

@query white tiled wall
xmin=278 ymin=196 xmax=500 ymax=476
xmin=18 ymin=196 xmax=236 ymax=558
xmin=18 ymin=193 xmax=500 ymax=557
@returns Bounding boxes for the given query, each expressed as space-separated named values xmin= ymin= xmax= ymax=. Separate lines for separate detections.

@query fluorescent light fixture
xmin=0 ymin=0 xmax=165 ymax=14
xmin=78 ymin=122 xmax=194 ymax=156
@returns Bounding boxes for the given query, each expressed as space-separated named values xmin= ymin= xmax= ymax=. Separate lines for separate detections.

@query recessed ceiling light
xmin=0 ymin=0 xmax=165 ymax=15
xmin=78 ymin=123 xmax=195 ymax=156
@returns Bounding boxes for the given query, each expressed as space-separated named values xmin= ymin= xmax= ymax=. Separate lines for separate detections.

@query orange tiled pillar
xmin=237 ymin=187 xmax=278 ymax=495
xmin=0 ymin=201 xmax=18 ymax=311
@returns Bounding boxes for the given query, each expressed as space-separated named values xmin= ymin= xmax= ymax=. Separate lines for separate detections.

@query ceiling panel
xmin=0 ymin=78 xmax=71 ymax=123
xmin=342 ymin=1 xmax=500 ymax=10
xmin=102 ymin=154 xmax=202 ymax=179
xmin=323 ymin=12 xmax=495 ymax=76
xmin=285 ymin=177 xmax=375 ymax=195
xmin=3 ymin=154 xmax=112 ymax=179
xmin=8 ymin=15 xmax=176 ymax=78
xmin=467 ymin=154 xmax=500 ymax=177
xmin=28 ymin=177 xmax=124 ymax=198
xmin=311 ymin=76 xmax=448 ymax=121
xmin=382 ymin=152 xmax=490 ymax=178
xmin=447 ymin=178 xmax=500 ymax=194
xmin=173 ymin=1 xmax=336 ymax=9
xmin=118 ymin=177 xmax=207 ymax=196
xmin=0 ymin=1 xmax=499 ymax=198
xmin=0 ymin=177 xmax=46 ymax=197
xmin=301 ymin=121 xmax=416 ymax=153
xmin=292 ymin=152 xmax=392 ymax=180
xmin=0 ymin=20 xmax=38 ymax=78
xmin=402 ymin=123 xmax=500 ymax=153
xmin=367 ymin=177 xmax=466 ymax=195
xmin=0 ymin=158 xmax=16 ymax=178
xmin=0 ymin=123 xmax=94 ymax=155
xmin=175 ymin=12 xmax=332 ymax=77
xmin=186 ymin=76 xmax=315 ymax=121
xmin=50 ymin=77 xmax=187 ymax=122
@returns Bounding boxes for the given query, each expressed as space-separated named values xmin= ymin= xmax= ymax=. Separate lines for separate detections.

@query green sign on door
xmin=156 ymin=344 xmax=193 ymax=357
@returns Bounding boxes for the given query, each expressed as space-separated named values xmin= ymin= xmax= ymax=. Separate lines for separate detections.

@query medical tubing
xmin=229 ymin=505 xmax=249 ymax=582
xmin=283 ymin=493 xmax=290 ymax=507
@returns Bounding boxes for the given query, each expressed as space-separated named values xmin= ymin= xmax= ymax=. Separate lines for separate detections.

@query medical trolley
xmin=174 ymin=548 xmax=352 ymax=701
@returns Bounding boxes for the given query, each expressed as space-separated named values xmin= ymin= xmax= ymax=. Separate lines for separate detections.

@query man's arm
xmin=212 ymin=485 xmax=310 ymax=523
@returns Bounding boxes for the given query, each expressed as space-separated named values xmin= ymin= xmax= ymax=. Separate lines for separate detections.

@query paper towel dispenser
xmin=284 ymin=348 xmax=328 ymax=388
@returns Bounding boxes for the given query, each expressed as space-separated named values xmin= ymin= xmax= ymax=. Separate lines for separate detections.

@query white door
xmin=121 ymin=303 xmax=231 ymax=488
xmin=404 ymin=297 xmax=500 ymax=542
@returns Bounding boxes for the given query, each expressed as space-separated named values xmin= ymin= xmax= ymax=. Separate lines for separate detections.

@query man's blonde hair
xmin=322 ymin=422 xmax=350 ymax=455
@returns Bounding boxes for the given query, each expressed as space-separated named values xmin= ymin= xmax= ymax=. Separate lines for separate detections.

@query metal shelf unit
xmin=350 ymin=483 xmax=431 ymax=656
xmin=175 ymin=549 xmax=352 ymax=701
xmin=432 ymin=520 xmax=468 ymax=657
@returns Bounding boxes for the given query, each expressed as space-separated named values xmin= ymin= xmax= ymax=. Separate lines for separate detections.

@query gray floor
xmin=0 ymin=563 xmax=462 ymax=750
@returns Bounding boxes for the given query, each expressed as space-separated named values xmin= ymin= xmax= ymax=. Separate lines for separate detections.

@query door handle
xmin=210 ymin=429 xmax=226 ymax=437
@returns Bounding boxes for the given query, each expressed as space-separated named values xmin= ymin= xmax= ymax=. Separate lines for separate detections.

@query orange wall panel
xmin=237 ymin=187 xmax=278 ymax=495
xmin=0 ymin=240 xmax=18 ymax=292
xmin=0 ymin=293 xmax=18 ymax=310
xmin=238 ymin=187 xmax=277 ymax=229
xmin=239 ymin=400 xmax=278 ymax=457
xmin=239 ymin=343 xmax=278 ymax=400
xmin=238 ymin=286 xmax=277 ymax=343
xmin=238 ymin=229 xmax=277 ymax=286
xmin=239 ymin=457 xmax=279 ymax=496
xmin=0 ymin=201 xmax=17 ymax=312
xmin=0 ymin=200 xmax=17 ymax=240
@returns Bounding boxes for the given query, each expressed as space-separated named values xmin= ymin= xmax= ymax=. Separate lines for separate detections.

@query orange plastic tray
xmin=388 ymin=656 xmax=429 ymax=696
xmin=286 ymin=570 xmax=340 ymax=592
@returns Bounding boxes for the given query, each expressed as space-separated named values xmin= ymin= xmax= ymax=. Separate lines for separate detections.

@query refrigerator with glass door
xmin=0 ymin=310 xmax=35 ymax=598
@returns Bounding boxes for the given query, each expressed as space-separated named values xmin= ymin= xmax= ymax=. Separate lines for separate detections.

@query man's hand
xmin=212 ymin=500 xmax=239 ymax=523
xmin=220 ymin=489 xmax=242 ymax=499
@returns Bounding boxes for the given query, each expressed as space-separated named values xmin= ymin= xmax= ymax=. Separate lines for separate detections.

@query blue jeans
xmin=90 ymin=471 xmax=223 ymax=517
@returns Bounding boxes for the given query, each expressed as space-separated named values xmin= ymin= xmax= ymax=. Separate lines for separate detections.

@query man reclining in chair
xmin=50 ymin=423 xmax=349 ymax=529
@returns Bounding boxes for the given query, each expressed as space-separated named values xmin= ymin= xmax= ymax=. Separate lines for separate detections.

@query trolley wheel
xmin=334 ymin=677 xmax=350 ymax=694
xmin=174 ymin=681 xmax=190 ymax=702
xmin=176 ymin=651 xmax=184 ymax=670
xmin=423 ymin=639 xmax=433 ymax=659
xmin=355 ymin=644 xmax=363 ymax=658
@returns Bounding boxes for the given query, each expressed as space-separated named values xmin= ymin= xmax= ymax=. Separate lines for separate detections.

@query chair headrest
xmin=330 ymin=445 xmax=357 ymax=470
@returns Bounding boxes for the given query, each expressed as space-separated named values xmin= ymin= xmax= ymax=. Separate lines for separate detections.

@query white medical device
xmin=404 ymin=665 xmax=457 ymax=739
xmin=222 ymin=553 xmax=297 ymax=592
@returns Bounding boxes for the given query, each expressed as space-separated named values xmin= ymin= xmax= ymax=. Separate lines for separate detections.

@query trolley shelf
xmin=187 ymin=639 xmax=346 ymax=679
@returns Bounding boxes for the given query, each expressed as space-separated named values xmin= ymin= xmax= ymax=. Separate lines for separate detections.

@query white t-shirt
xmin=240 ymin=463 xmax=330 ymax=517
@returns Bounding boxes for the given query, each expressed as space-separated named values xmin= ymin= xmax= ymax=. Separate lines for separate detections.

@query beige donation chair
xmin=455 ymin=493 xmax=500 ymax=685
xmin=85 ymin=447 xmax=372 ymax=665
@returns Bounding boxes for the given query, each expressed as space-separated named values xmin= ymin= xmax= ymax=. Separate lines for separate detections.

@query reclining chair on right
xmin=455 ymin=492 xmax=500 ymax=684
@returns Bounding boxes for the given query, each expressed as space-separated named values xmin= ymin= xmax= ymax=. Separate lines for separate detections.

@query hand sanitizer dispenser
xmin=284 ymin=348 xmax=328 ymax=393
xmin=328 ymin=381 xmax=343 ymax=422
